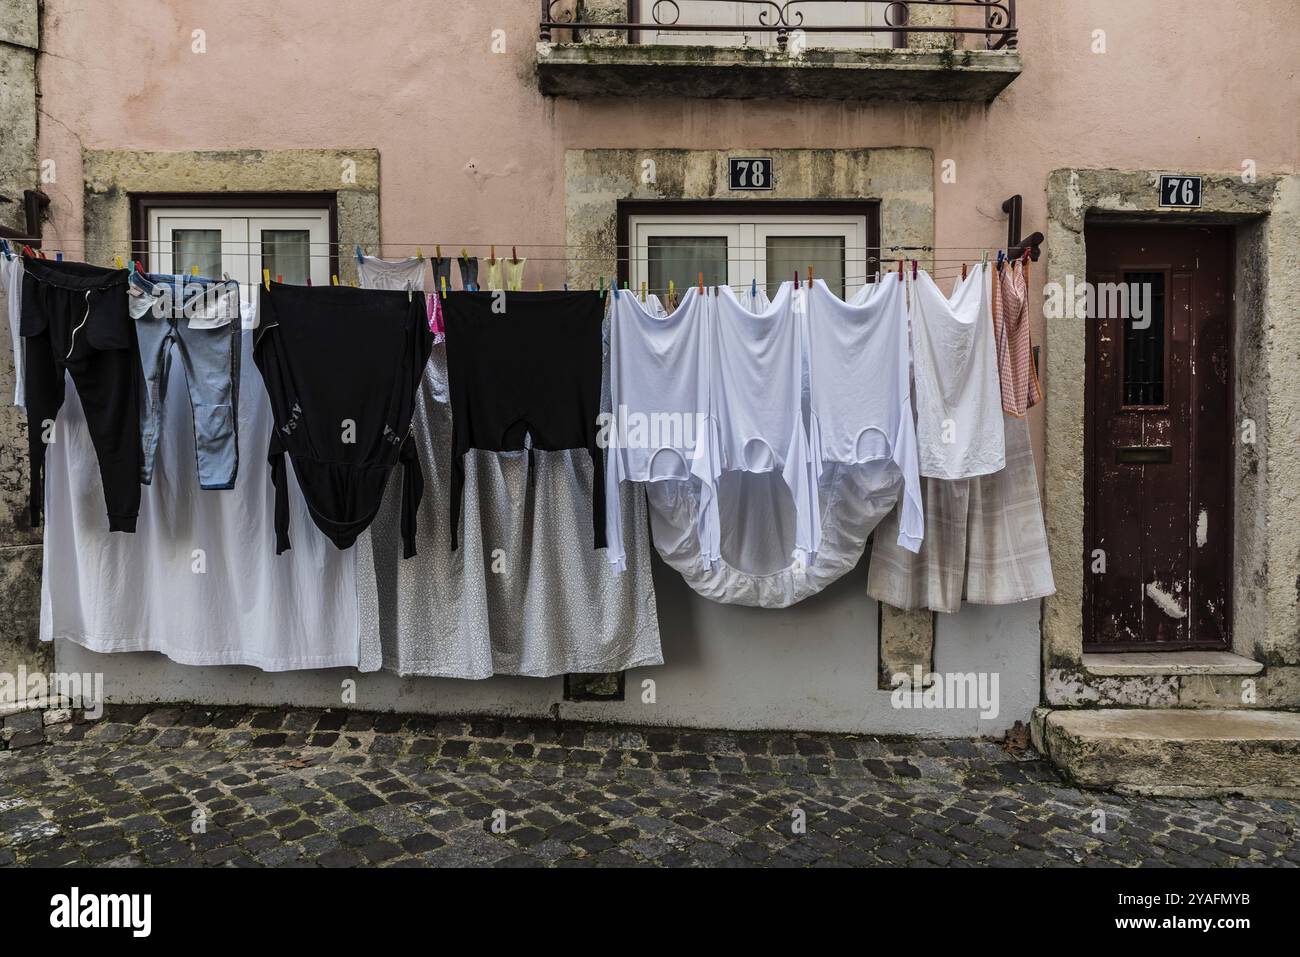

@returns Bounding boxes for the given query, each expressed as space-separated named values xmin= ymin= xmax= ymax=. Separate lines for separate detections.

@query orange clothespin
xmin=262 ymin=269 xmax=271 ymax=291
xmin=698 ymin=271 xmax=703 ymax=293
xmin=807 ymin=265 xmax=813 ymax=286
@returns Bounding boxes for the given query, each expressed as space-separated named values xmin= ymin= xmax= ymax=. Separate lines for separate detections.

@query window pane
xmin=1122 ymin=271 xmax=1165 ymax=405
xmin=172 ymin=229 xmax=222 ymax=279
xmin=648 ymin=236 xmax=728 ymax=298
xmin=766 ymin=236 xmax=845 ymax=299
xmin=261 ymin=230 xmax=311 ymax=285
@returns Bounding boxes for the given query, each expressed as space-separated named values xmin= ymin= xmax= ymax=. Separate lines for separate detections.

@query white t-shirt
xmin=908 ymin=264 xmax=1006 ymax=480
xmin=1 ymin=255 xmax=25 ymax=407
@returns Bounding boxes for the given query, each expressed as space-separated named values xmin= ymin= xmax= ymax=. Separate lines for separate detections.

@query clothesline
xmin=6 ymin=239 xmax=1016 ymax=254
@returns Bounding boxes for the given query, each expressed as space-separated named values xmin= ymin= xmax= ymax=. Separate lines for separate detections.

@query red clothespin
xmin=276 ymin=275 xmax=283 ymax=284
xmin=133 ymin=260 xmax=144 ymax=274
xmin=22 ymin=245 xmax=36 ymax=258
xmin=897 ymin=259 xmax=904 ymax=279
xmin=793 ymin=270 xmax=799 ymax=289
xmin=962 ymin=263 xmax=968 ymax=280
xmin=911 ymin=260 xmax=917 ymax=280
xmin=697 ymin=271 xmax=703 ymax=293
xmin=306 ymin=276 xmax=312 ymax=286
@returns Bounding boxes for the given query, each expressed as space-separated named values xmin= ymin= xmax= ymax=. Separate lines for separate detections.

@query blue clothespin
xmin=996 ymin=250 xmax=1005 ymax=270
xmin=0 ymin=239 xmax=11 ymax=260
xmin=751 ymin=278 xmax=757 ymax=298
xmin=56 ymin=251 xmax=63 ymax=262
xmin=354 ymin=244 xmax=364 ymax=265
xmin=563 ymin=282 xmax=569 ymax=291
xmin=611 ymin=278 xmax=618 ymax=300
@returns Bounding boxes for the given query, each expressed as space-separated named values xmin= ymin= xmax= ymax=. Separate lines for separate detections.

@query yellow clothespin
xmin=331 ymin=274 xmax=339 ymax=286
xmin=440 ymin=275 xmax=447 ymax=299
xmin=114 ymin=255 xmax=124 ymax=269
xmin=669 ymin=279 xmax=675 ymax=302
xmin=459 ymin=247 xmax=468 ymax=262
xmin=537 ymin=282 xmax=544 ymax=291
xmin=435 ymin=245 xmax=442 ymax=259
xmin=640 ymin=281 xmax=646 ymax=302
xmin=262 ymin=268 xmax=271 ymax=291
xmin=350 ymin=279 xmax=358 ymax=288
xmin=415 ymin=246 xmax=424 ymax=261
xmin=191 ymin=264 xmax=199 ymax=277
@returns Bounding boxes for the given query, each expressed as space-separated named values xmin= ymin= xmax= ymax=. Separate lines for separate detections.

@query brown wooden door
xmin=1084 ymin=225 xmax=1233 ymax=650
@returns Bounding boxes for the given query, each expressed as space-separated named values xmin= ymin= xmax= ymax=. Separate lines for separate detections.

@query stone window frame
xmin=1042 ymin=169 xmax=1300 ymax=703
xmin=83 ymin=149 xmax=380 ymax=283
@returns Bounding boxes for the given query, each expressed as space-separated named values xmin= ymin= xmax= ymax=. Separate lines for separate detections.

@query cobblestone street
xmin=1 ymin=706 xmax=1297 ymax=868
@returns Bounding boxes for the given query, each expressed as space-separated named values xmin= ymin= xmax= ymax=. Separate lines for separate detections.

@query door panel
xmin=1084 ymin=226 xmax=1233 ymax=650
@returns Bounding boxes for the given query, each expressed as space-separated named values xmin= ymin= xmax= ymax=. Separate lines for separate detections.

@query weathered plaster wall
xmin=0 ymin=0 xmax=47 ymax=692
xmin=11 ymin=0 xmax=1300 ymax=726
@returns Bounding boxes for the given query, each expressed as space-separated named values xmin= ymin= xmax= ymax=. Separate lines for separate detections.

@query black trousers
xmin=442 ymin=290 xmax=606 ymax=551
xmin=21 ymin=258 xmax=141 ymax=532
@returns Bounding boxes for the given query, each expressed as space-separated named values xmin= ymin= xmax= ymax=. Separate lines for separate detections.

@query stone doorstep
xmin=1032 ymin=706 xmax=1300 ymax=797
xmin=1082 ymin=650 xmax=1263 ymax=677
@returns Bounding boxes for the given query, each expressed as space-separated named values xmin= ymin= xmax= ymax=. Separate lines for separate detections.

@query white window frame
xmin=652 ymin=1 xmax=892 ymax=50
xmin=148 ymin=207 xmax=331 ymax=287
xmin=627 ymin=212 xmax=869 ymax=296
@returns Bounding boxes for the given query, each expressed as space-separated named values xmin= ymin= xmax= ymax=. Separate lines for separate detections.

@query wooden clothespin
xmin=489 ymin=245 xmax=496 ymax=265
xmin=512 ymin=246 xmax=519 ymax=264
xmin=331 ymin=274 xmax=339 ymax=286
xmin=698 ymin=272 xmax=704 ymax=293
xmin=263 ymin=268 xmax=271 ymax=291
xmin=435 ymin=245 xmax=442 ymax=259
xmin=415 ymin=246 xmax=424 ymax=261
xmin=807 ymin=265 xmax=813 ymax=286
xmin=962 ymin=263 xmax=968 ymax=280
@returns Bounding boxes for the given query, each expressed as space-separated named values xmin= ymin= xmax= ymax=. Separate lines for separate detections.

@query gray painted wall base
xmin=54 ymin=561 xmax=1040 ymax=737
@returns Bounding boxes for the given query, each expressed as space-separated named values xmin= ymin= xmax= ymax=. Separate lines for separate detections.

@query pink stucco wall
xmin=34 ymin=0 xmax=1300 ymax=465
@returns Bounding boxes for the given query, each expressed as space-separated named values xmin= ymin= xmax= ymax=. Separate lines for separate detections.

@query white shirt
xmin=2 ymin=255 xmax=25 ymax=407
xmin=908 ymin=264 xmax=1005 ymax=479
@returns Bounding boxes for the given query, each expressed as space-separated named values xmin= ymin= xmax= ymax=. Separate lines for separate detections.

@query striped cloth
xmin=991 ymin=258 xmax=1043 ymax=416
xmin=866 ymin=413 xmax=1054 ymax=612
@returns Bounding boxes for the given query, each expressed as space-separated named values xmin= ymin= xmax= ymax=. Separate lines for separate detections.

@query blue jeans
xmin=129 ymin=272 xmax=242 ymax=489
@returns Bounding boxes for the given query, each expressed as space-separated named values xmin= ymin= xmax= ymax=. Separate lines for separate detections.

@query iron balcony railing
xmin=540 ymin=1 xmax=1017 ymax=51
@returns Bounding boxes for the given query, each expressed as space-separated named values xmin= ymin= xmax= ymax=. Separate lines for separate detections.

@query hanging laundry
xmin=993 ymin=256 xmax=1043 ymax=415
xmin=1 ymin=250 xmax=26 ymax=406
xmin=867 ymin=267 xmax=1052 ymax=613
xmin=430 ymin=254 xmax=452 ymax=299
xmin=443 ymin=290 xmax=605 ymax=551
xmin=908 ymin=263 xmax=1005 ymax=479
xmin=357 ymin=253 xmax=426 ymax=293
xmin=254 ymin=283 xmax=432 ymax=556
xmin=457 ymin=256 xmax=479 ymax=291
xmin=353 ymin=333 xmax=662 ymax=677
xmin=505 ymin=256 xmax=526 ymax=292
xmin=483 ymin=256 xmax=505 ymax=292
xmin=128 ymin=272 xmax=242 ymax=490
xmin=604 ymin=286 xmax=717 ymax=573
xmin=20 ymin=257 xmax=141 ymax=532
xmin=40 ymin=296 xmax=365 ymax=670
xmin=806 ymin=273 xmax=922 ymax=551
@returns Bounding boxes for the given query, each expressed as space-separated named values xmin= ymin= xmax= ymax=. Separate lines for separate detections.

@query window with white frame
xmin=627 ymin=211 xmax=871 ymax=300
xmin=146 ymin=206 xmax=332 ymax=286
xmin=650 ymin=1 xmax=894 ymax=49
